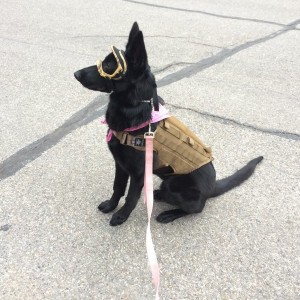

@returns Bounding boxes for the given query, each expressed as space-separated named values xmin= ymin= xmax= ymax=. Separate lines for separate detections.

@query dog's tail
xmin=210 ymin=156 xmax=263 ymax=198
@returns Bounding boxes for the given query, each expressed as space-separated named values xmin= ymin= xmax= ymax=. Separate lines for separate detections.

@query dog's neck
xmin=105 ymin=91 xmax=153 ymax=131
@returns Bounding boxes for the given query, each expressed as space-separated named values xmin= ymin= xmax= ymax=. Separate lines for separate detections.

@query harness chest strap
xmin=114 ymin=131 xmax=146 ymax=148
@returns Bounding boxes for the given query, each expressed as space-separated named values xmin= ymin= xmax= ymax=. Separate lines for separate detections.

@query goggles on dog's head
xmin=96 ymin=46 xmax=127 ymax=80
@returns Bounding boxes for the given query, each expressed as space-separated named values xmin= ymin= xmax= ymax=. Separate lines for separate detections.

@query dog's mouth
xmin=74 ymin=70 xmax=82 ymax=82
xmin=74 ymin=69 xmax=111 ymax=93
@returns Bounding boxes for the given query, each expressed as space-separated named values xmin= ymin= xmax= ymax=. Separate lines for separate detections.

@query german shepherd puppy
xmin=74 ymin=22 xmax=263 ymax=226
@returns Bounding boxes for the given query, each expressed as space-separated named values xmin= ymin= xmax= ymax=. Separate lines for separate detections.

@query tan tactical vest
xmin=113 ymin=116 xmax=213 ymax=175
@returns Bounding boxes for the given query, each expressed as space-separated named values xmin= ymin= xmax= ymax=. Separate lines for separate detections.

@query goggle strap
xmin=112 ymin=46 xmax=127 ymax=73
xmin=111 ymin=46 xmax=127 ymax=79
xmin=152 ymin=87 xmax=159 ymax=111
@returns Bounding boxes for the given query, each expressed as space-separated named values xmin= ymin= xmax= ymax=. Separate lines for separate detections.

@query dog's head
xmin=74 ymin=22 xmax=153 ymax=95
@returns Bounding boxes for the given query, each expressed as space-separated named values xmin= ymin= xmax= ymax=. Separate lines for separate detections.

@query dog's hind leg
xmin=156 ymin=195 xmax=207 ymax=223
xmin=156 ymin=209 xmax=188 ymax=223
xmin=110 ymin=175 xmax=144 ymax=226
xmin=155 ymin=174 xmax=209 ymax=223
xmin=98 ymin=163 xmax=129 ymax=213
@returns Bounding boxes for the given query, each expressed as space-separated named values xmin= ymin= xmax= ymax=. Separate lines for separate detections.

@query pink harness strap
xmin=102 ymin=104 xmax=170 ymax=142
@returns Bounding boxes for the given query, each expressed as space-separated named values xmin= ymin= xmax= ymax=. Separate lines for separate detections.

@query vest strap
xmin=113 ymin=132 xmax=146 ymax=149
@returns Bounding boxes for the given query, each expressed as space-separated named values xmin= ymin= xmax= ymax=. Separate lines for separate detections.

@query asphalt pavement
xmin=1 ymin=0 xmax=299 ymax=299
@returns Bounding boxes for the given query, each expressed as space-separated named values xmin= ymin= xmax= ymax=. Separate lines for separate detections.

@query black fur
xmin=74 ymin=22 xmax=263 ymax=226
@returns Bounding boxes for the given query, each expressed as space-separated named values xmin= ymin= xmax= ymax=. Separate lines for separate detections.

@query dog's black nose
xmin=74 ymin=70 xmax=82 ymax=81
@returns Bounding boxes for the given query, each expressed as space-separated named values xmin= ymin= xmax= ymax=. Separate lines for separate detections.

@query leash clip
xmin=144 ymin=123 xmax=155 ymax=138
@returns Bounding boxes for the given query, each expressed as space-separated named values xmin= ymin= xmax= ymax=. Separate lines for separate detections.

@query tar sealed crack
xmin=0 ymin=224 xmax=12 ymax=231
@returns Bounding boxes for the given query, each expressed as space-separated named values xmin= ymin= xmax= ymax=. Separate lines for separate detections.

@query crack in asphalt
xmin=70 ymin=34 xmax=224 ymax=49
xmin=158 ymin=18 xmax=300 ymax=87
xmin=153 ymin=62 xmax=194 ymax=75
xmin=1 ymin=34 xmax=222 ymax=58
xmin=0 ymin=99 xmax=108 ymax=181
xmin=0 ymin=224 xmax=12 ymax=231
xmin=0 ymin=36 xmax=95 ymax=57
xmin=123 ymin=0 xmax=287 ymax=27
xmin=188 ymin=41 xmax=224 ymax=49
xmin=1 ymin=18 xmax=299 ymax=181
xmin=167 ymin=104 xmax=300 ymax=141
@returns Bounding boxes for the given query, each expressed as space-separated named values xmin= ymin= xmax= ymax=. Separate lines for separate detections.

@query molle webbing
xmin=113 ymin=116 xmax=213 ymax=174
xmin=154 ymin=116 xmax=213 ymax=174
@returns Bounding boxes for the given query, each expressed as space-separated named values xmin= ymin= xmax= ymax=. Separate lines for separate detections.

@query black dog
xmin=74 ymin=22 xmax=263 ymax=226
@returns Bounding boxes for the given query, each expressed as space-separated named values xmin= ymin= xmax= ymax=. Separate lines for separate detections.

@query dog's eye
xmin=103 ymin=61 xmax=115 ymax=72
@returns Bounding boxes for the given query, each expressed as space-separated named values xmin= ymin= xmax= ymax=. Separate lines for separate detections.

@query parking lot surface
xmin=1 ymin=0 xmax=299 ymax=299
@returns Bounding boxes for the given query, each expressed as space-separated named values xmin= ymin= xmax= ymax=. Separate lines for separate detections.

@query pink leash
xmin=101 ymin=104 xmax=169 ymax=298
xmin=144 ymin=129 xmax=160 ymax=300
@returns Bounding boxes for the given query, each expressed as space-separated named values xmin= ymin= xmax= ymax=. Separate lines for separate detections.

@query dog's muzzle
xmin=96 ymin=46 xmax=127 ymax=80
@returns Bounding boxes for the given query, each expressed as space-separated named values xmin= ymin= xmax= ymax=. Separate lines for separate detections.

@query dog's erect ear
xmin=126 ymin=22 xmax=140 ymax=50
xmin=126 ymin=30 xmax=148 ymax=69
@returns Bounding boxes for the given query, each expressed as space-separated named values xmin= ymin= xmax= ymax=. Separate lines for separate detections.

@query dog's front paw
xmin=98 ymin=200 xmax=118 ymax=213
xmin=110 ymin=211 xmax=129 ymax=226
